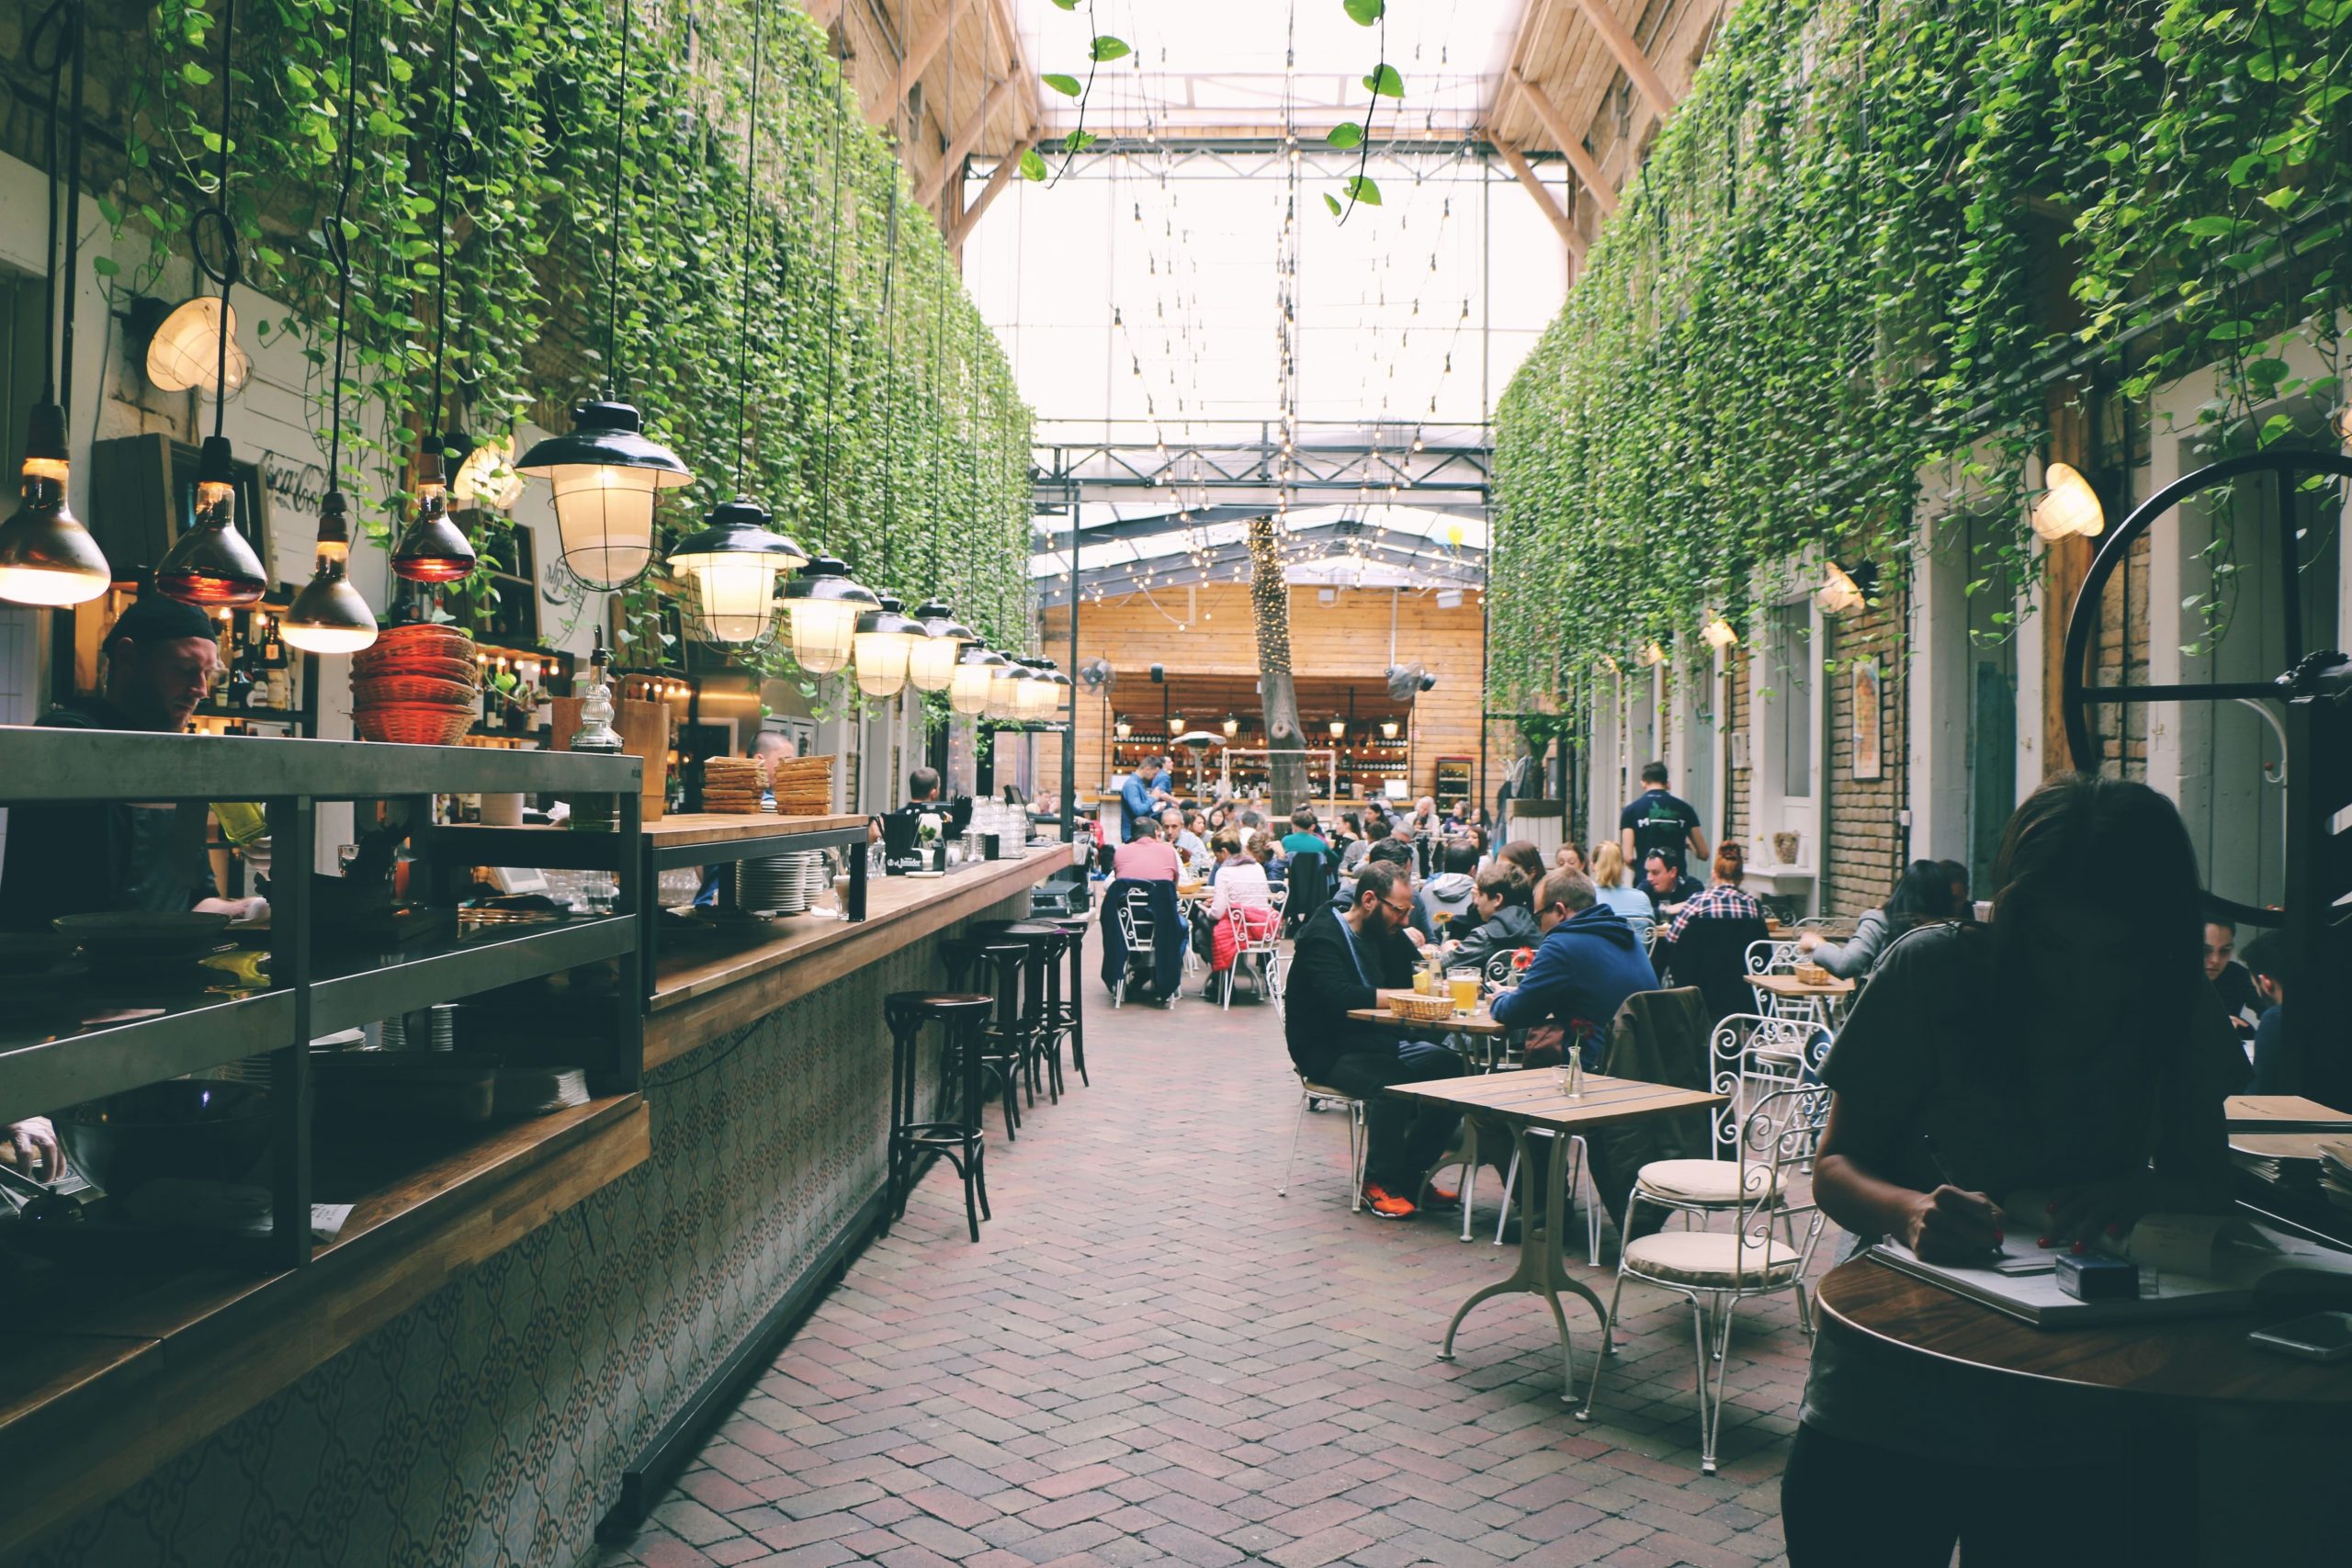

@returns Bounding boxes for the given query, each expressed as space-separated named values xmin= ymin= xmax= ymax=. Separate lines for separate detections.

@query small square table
xmin=1387 ymin=1070 xmax=1728 ymax=1404
xmin=1748 ymin=970 xmax=1856 ymax=1028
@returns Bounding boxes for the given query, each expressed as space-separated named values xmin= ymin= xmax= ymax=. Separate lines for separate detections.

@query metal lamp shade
xmin=156 ymin=436 xmax=266 ymax=607
xmin=280 ymin=491 xmax=379 ymax=654
xmin=0 ymin=413 xmax=111 ymax=606
xmin=390 ymin=458 xmax=477 ymax=582
xmin=905 ymin=596 xmax=976 ymax=693
xmin=145 ymin=297 xmax=251 ymax=395
xmin=851 ymin=592 xmax=921 ymax=699
xmin=670 ymin=499 xmax=808 ymax=645
xmin=780 ymin=553 xmax=877 ymax=675
xmin=516 ymin=400 xmax=694 ymax=590
xmin=950 ymin=647 xmax=1006 ymax=716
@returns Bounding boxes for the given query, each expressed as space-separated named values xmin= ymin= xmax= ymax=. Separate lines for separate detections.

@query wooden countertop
xmin=0 ymin=1094 xmax=649 ymax=1558
xmin=645 ymin=847 xmax=1072 ymax=1069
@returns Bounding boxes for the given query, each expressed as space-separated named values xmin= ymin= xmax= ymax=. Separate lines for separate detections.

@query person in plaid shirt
xmin=1664 ymin=843 xmax=1764 ymax=943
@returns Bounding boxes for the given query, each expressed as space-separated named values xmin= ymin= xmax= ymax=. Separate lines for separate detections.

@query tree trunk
xmin=1247 ymin=515 xmax=1310 ymax=807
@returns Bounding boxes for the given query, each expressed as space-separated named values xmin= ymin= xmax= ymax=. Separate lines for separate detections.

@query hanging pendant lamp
xmin=1026 ymin=659 xmax=1071 ymax=723
xmin=665 ymin=0 xmax=803 ymax=645
xmin=0 ymin=4 xmax=109 ymax=607
xmin=781 ymin=554 xmax=877 ymax=674
xmin=987 ymin=659 xmax=1034 ymax=723
xmin=673 ymin=497 xmax=807 ymax=645
xmin=950 ymin=644 xmax=1007 ymax=716
xmin=906 ymin=594 xmax=976 ymax=692
xmin=851 ymin=591 xmax=922 ymax=699
xmin=517 ymin=0 xmax=689 ymax=589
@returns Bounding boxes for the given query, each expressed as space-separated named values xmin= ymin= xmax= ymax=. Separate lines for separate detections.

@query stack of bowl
xmin=352 ymin=625 xmax=480 ymax=745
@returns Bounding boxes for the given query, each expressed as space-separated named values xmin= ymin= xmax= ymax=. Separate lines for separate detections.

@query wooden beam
xmin=1492 ymin=136 xmax=1584 ymax=263
xmin=1507 ymin=70 xmax=1617 ymax=215
xmin=1568 ymin=0 xmax=1677 ymax=121
xmin=918 ymin=71 xmax=1019 ymax=207
xmin=895 ymin=0 xmax=977 ymax=102
xmin=948 ymin=134 xmax=1031 ymax=250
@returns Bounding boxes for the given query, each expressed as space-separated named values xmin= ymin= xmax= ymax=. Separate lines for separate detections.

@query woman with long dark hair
xmin=1798 ymin=859 xmax=1957 ymax=979
xmin=1783 ymin=773 xmax=2236 ymax=1566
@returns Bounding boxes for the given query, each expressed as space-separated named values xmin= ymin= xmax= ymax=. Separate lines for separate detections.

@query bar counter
xmin=3 ymin=841 xmax=1071 ymax=1566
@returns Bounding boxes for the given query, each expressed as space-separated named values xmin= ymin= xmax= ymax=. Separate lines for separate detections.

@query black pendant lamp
xmin=0 ymin=2 xmax=110 ymax=607
xmin=780 ymin=47 xmax=875 ymax=670
xmin=388 ymin=0 xmax=479 ymax=585
xmin=155 ymin=0 xmax=266 ymax=608
xmin=280 ymin=0 xmax=379 ymax=654
xmin=666 ymin=0 xmax=805 ymax=644
xmin=517 ymin=0 xmax=691 ymax=589
xmin=905 ymin=593 xmax=977 ymax=693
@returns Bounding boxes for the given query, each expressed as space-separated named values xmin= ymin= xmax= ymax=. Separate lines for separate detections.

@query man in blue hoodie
xmin=1491 ymin=868 xmax=1659 ymax=1068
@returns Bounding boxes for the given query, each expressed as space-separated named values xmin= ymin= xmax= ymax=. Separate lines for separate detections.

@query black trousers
xmin=1318 ymin=1041 xmax=1464 ymax=1190
xmin=1781 ymin=1421 xmax=2193 ymax=1568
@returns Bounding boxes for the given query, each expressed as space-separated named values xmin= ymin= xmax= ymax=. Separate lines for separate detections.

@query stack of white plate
xmin=797 ymin=851 xmax=829 ymax=903
xmin=737 ymin=857 xmax=808 ymax=915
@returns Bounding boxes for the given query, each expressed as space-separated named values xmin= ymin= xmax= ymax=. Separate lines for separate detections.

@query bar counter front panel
xmin=13 ymin=848 xmax=1067 ymax=1568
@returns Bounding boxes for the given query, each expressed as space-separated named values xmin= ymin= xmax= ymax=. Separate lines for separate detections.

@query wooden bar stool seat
xmin=883 ymin=990 xmax=997 ymax=1242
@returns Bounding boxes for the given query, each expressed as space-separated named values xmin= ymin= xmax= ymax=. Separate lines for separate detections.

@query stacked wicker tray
xmin=766 ymin=754 xmax=835 ymax=816
xmin=352 ymin=625 xmax=479 ymax=746
xmin=701 ymin=756 xmax=768 ymax=814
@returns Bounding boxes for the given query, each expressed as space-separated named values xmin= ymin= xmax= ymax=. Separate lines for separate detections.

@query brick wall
xmin=2089 ymin=532 xmax=2152 ymax=780
xmin=1823 ymin=595 xmax=1907 ymax=916
xmin=1723 ymin=647 xmax=1752 ymax=846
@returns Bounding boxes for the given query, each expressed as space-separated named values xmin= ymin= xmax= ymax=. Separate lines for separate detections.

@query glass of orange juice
xmin=1447 ymin=968 xmax=1480 ymax=1018
xmin=1412 ymin=966 xmax=1432 ymax=995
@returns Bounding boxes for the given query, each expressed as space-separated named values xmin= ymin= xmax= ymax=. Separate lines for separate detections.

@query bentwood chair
xmin=1587 ymin=1084 xmax=1832 ymax=1474
xmin=1220 ymin=904 xmax=1282 ymax=1009
xmin=1278 ymin=1066 xmax=1368 ymax=1213
xmin=1627 ymin=1012 xmax=1829 ymax=1234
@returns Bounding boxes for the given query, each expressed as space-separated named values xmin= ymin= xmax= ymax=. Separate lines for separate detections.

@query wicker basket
xmin=1385 ymin=992 xmax=1455 ymax=1025
xmin=354 ymin=704 xmax=473 ymax=746
xmin=352 ymin=653 xmax=479 ymax=687
xmin=354 ymin=672 xmax=478 ymax=709
xmin=365 ymin=624 xmax=476 ymax=661
xmin=1792 ymin=962 xmax=1832 ymax=986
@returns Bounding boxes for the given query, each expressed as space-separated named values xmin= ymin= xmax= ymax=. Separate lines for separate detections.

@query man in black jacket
xmin=1283 ymin=862 xmax=1464 ymax=1219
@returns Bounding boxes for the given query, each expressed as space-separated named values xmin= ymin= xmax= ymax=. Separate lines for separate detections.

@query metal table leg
xmin=1437 ymin=1116 xmax=1606 ymax=1404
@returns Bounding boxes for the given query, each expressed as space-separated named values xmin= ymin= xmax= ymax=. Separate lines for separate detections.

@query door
xmin=1962 ymin=511 xmax=2018 ymax=894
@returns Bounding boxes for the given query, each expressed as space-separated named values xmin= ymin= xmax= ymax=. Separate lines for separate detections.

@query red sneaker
xmin=1363 ymin=1183 xmax=1416 ymax=1220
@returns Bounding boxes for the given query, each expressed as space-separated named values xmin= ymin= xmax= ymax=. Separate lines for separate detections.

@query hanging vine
xmin=1325 ymin=0 xmax=1396 ymax=220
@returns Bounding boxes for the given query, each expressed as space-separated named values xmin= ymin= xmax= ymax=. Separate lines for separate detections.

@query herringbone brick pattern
xmin=595 ymin=989 xmax=1806 ymax=1567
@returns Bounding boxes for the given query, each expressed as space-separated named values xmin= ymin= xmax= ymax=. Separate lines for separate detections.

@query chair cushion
xmin=1634 ymin=1158 xmax=1777 ymax=1205
xmin=1622 ymin=1229 xmax=1804 ymax=1288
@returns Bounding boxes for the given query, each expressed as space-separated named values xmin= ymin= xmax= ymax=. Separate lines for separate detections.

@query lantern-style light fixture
xmin=1327 ymin=717 xmax=1346 ymax=739
xmin=1380 ymin=718 xmax=1399 ymax=739
xmin=1637 ymin=640 xmax=1667 ymax=667
xmin=987 ymin=660 xmax=1034 ymax=722
xmin=1166 ymin=713 xmax=1184 ymax=734
xmin=2031 ymin=461 xmax=2105 ymax=542
xmin=143 ymin=296 xmax=252 ymax=396
xmin=852 ymin=591 xmax=922 ymax=699
xmin=1025 ymin=659 xmax=1071 ymax=722
xmin=517 ymin=0 xmax=692 ymax=588
xmin=1816 ymin=561 xmax=1866 ymax=616
xmin=1114 ymin=714 xmax=1134 ymax=739
xmin=780 ymin=554 xmax=879 ymax=674
xmin=451 ymin=435 xmax=526 ymax=511
xmin=905 ymin=595 xmax=976 ymax=692
xmin=1701 ymin=616 xmax=1739 ymax=650
xmin=1221 ymin=715 xmax=1238 ymax=737
xmin=670 ymin=498 xmax=808 ymax=645
xmin=953 ymin=646 xmax=1008 ymax=716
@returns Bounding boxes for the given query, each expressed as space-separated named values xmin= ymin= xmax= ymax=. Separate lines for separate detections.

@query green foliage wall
xmin=1488 ymin=0 xmax=2350 ymax=710
xmin=120 ymin=0 xmax=1033 ymax=666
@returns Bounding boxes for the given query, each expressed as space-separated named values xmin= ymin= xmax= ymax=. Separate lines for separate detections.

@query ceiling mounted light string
xmin=389 ymin=0 xmax=479 ymax=585
xmin=666 ymin=0 xmax=806 ymax=645
xmin=280 ymin=0 xmax=379 ymax=654
xmin=154 ymin=0 xmax=267 ymax=607
xmin=781 ymin=52 xmax=876 ymax=675
xmin=0 ymin=0 xmax=111 ymax=607
xmin=517 ymin=0 xmax=693 ymax=590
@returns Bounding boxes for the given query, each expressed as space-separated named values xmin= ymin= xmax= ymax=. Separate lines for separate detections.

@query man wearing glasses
xmin=1284 ymin=861 xmax=1464 ymax=1219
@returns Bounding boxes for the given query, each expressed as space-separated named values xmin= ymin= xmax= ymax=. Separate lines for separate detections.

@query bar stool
xmin=883 ymin=990 xmax=996 ymax=1241
xmin=996 ymin=922 xmax=1071 ymax=1106
xmin=941 ymin=934 xmax=1032 ymax=1140
xmin=1042 ymin=914 xmax=1090 ymax=1087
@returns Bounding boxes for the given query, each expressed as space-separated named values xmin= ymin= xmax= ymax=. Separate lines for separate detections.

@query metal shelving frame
xmin=0 ymin=728 xmax=644 ymax=1269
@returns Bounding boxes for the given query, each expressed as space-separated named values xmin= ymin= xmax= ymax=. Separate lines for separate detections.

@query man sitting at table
xmin=1113 ymin=815 xmax=1182 ymax=882
xmin=1642 ymin=848 xmax=1705 ymax=919
xmin=1163 ymin=807 xmax=1209 ymax=867
xmin=1493 ymin=869 xmax=1659 ymax=1069
xmin=1285 ymin=862 xmax=1464 ymax=1219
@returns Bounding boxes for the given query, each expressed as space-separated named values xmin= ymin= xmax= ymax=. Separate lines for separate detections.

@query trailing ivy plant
xmin=86 ymin=0 xmax=1035 ymax=680
xmin=1487 ymin=0 xmax=2351 ymax=715
xmin=1325 ymin=0 xmax=1395 ymax=220
xmin=1030 ymin=0 xmax=1125 ymax=184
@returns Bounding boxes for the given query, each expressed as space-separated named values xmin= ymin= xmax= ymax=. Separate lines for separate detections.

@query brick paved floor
xmin=595 ymin=984 xmax=1810 ymax=1568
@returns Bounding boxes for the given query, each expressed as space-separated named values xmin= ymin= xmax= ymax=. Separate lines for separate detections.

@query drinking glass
xmin=1447 ymin=968 xmax=1480 ymax=1018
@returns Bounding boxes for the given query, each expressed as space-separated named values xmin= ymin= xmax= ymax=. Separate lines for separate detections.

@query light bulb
xmin=279 ymin=491 xmax=379 ymax=653
xmin=2031 ymin=461 xmax=2105 ymax=542
xmin=156 ymin=436 xmax=266 ymax=606
xmin=0 ymin=404 xmax=111 ymax=605
xmin=1702 ymin=617 xmax=1739 ymax=650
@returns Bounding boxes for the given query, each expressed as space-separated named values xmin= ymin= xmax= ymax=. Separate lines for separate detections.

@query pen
xmin=1920 ymin=1132 xmax=2006 ymax=1261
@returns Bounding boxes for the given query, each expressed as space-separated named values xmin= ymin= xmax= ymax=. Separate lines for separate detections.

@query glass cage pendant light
xmin=851 ymin=590 xmax=921 ymax=699
xmin=670 ymin=497 xmax=808 ymax=645
xmin=519 ymin=400 xmax=695 ymax=591
xmin=280 ymin=489 xmax=379 ymax=653
xmin=0 ymin=401 xmax=110 ymax=606
xmin=905 ymin=594 xmax=976 ymax=693
xmin=1023 ymin=658 xmax=1069 ymax=722
xmin=780 ymin=553 xmax=878 ymax=675
xmin=156 ymin=435 xmax=267 ymax=606
xmin=950 ymin=645 xmax=1007 ymax=716
xmin=390 ymin=440 xmax=477 ymax=582
xmin=987 ymin=659 xmax=1034 ymax=723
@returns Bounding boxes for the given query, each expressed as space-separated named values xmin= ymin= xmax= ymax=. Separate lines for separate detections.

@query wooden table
xmin=1346 ymin=990 xmax=1509 ymax=1038
xmin=1388 ymin=1070 xmax=1727 ymax=1403
xmin=1747 ymin=970 xmax=1855 ymax=1027
xmin=2225 ymin=1093 xmax=2352 ymax=1136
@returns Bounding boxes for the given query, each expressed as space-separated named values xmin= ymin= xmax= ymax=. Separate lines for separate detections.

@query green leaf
xmin=1328 ymin=121 xmax=1364 ymax=149
xmin=1042 ymin=73 xmax=1082 ymax=97
xmin=1019 ymin=147 xmax=1049 ymax=182
xmin=1346 ymin=175 xmax=1383 ymax=206
xmin=92 ymin=255 xmax=119 ymax=276
xmin=1047 ymin=0 xmax=1079 ymax=8
xmin=180 ymin=62 xmax=214 ymax=86
xmin=1324 ymin=193 xmax=1343 ymax=216
xmin=1064 ymin=130 xmax=1097 ymax=154
xmin=1343 ymin=0 xmax=1385 ymax=24
xmin=1090 ymin=35 xmax=1131 ymax=62
xmin=1363 ymin=63 xmax=1403 ymax=97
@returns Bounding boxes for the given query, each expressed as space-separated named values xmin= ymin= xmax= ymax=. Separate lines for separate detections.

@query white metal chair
xmin=1489 ymin=1127 xmax=1605 ymax=1264
xmin=1278 ymin=1066 xmax=1368 ymax=1213
xmin=1266 ymin=948 xmax=1287 ymax=1021
xmin=1219 ymin=903 xmax=1282 ymax=1009
xmin=1585 ymin=1084 xmax=1832 ymax=1473
xmin=1744 ymin=937 xmax=1800 ymax=978
xmin=1629 ymin=1012 xmax=1829 ymax=1228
